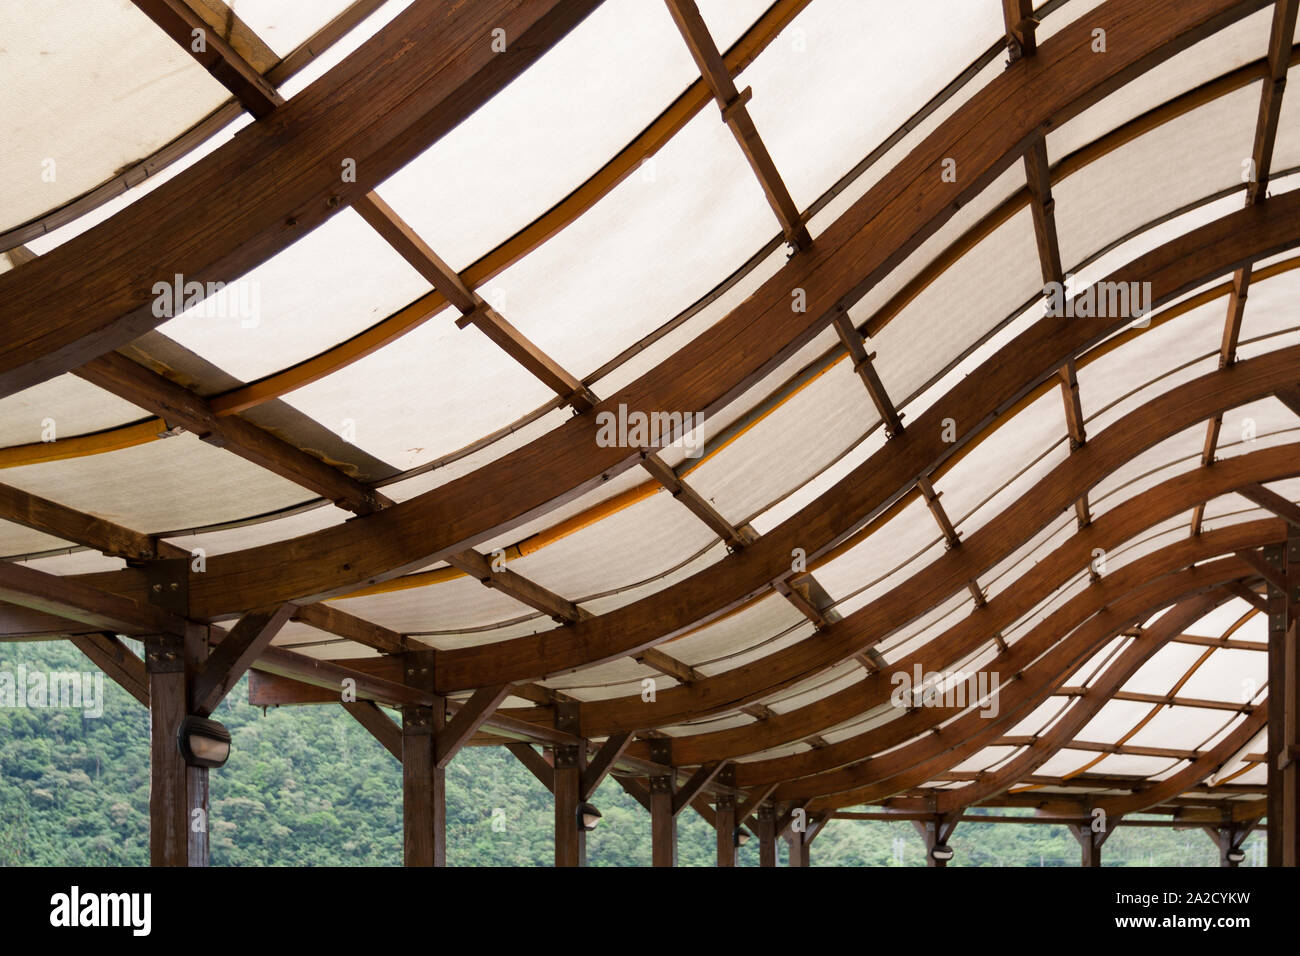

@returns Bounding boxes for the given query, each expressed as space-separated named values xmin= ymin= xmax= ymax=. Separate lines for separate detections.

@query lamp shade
xmin=177 ymin=715 xmax=231 ymax=768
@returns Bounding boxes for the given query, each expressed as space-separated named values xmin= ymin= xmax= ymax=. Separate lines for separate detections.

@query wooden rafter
xmin=131 ymin=0 xmax=282 ymax=117
xmin=663 ymin=0 xmax=811 ymax=250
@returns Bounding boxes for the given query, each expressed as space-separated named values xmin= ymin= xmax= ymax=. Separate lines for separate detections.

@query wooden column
xmin=554 ymin=743 xmax=586 ymax=867
xmin=1266 ymin=541 xmax=1292 ymax=865
xmin=144 ymin=560 xmax=208 ymax=867
xmin=650 ymin=773 xmax=676 ymax=867
xmin=756 ymin=804 xmax=777 ymax=867
xmin=785 ymin=831 xmax=810 ymax=867
xmin=401 ymin=650 xmax=445 ymax=867
xmin=1205 ymin=821 xmax=1258 ymax=867
xmin=716 ymin=794 xmax=737 ymax=867
xmin=1071 ymin=821 xmax=1115 ymax=867
xmin=913 ymin=815 xmax=958 ymax=867
xmin=1274 ymin=533 xmax=1300 ymax=866
xmin=146 ymin=632 xmax=189 ymax=866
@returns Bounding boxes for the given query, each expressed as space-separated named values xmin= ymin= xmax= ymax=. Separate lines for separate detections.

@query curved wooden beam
xmin=43 ymin=0 xmax=1279 ymax=628
xmin=652 ymin=443 xmax=1300 ymax=772
xmin=799 ymin=549 xmax=1271 ymax=809
xmin=929 ymin=588 xmax=1239 ymax=813
xmin=0 ymin=0 xmax=602 ymax=395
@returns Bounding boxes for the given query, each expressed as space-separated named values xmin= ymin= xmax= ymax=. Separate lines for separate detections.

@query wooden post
xmin=756 ymin=804 xmax=777 ymax=867
xmin=785 ymin=831 xmax=809 ymax=867
xmin=554 ymin=743 xmax=586 ymax=867
xmin=1282 ymin=534 xmax=1299 ymax=866
xmin=1071 ymin=820 xmax=1115 ymax=867
xmin=146 ymin=632 xmax=189 ymax=866
xmin=913 ymin=815 xmax=958 ymax=867
xmin=401 ymin=650 xmax=444 ymax=867
xmin=650 ymin=773 xmax=676 ymax=866
xmin=144 ymin=560 xmax=209 ymax=868
xmin=1266 ymin=542 xmax=1289 ymax=865
xmin=1205 ymin=822 xmax=1257 ymax=867
xmin=716 ymin=794 xmax=737 ymax=867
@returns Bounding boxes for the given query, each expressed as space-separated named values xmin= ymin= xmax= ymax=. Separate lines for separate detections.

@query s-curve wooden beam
xmin=55 ymin=1 xmax=1290 ymax=635
xmin=664 ymin=0 xmax=811 ymax=250
xmin=0 ymin=0 xmax=602 ymax=396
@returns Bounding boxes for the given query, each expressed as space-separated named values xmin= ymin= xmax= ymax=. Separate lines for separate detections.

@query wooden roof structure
xmin=1 ymin=0 xmax=1299 ymax=868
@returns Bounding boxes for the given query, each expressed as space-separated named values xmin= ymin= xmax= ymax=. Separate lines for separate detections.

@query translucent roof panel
xmin=225 ymin=0 xmax=358 ymax=58
xmin=0 ymin=0 xmax=231 ymax=233
xmin=278 ymin=304 xmax=557 ymax=472
xmin=0 ymin=375 xmax=148 ymax=449
xmin=482 ymin=107 xmax=775 ymax=380
xmin=684 ymin=355 xmax=879 ymax=526
xmin=157 ymin=208 xmax=432 ymax=385
xmin=375 ymin=0 xmax=724 ymax=274
xmin=1053 ymin=82 xmax=1258 ymax=272
xmin=738 ymin=0 xmax=1005 ymax=210
xmin=0 ymin=432 xmax=311 ymax=532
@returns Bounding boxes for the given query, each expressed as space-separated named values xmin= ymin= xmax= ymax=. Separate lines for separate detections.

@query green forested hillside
xmin=0 ymin=640 xmax=1262 ymax=867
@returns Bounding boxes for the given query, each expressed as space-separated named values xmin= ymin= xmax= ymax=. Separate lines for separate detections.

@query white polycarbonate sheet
xmin=871 ymin=208 xmax=1043 ymax=406
xmin=1046 ymin=7 xmax=1272 ymax=160
xmin=328 ymin=575 xmax=535 ymax=633
xmin=1053 ymin=82 xmax=1259 ymax=272
xmin=0 ymin=0 xmax=230 ymax=232
xmin=407 ymin=616 xmax=560 ymax=651
xmin=1091 ymin=754 xmax=1181 ymax=777
xmin=1216 ymin=397 xmax=1300 ymax=463
xmin=588 ymin=241 xmax=792 ymax=401
xmin=1001 ymin=570 xmax=1090 ymax=648
xmin=1104 ymin=511 xmax=1195 ymax=577
xmin=1072 ymin=635 xmax=1132 ymax=688
xmin=1076 ymin=699 xmax=1151 ymax=745
xmin=226 ymin=0 xmax=357 ymax=57
xmin=24 ymin=112 xmax=253 ymax=257
xmin=949 ymin=746 xmax=1019 ymax=775
xmin=505 ymin=487 xmax=718 ymax=600
xmin=738 ymin=0 xmax=1004 ymax=211
xmin=813 ymin=496 xmax=941 ymax=605
xmin=1122 ymin=642 xmax=1208 ymax=697
xmin=940 ymin=385 xmax=1070 ymax=538
xmin=1184 ymin=598 xmax=1257 ymax=638
xmin=542 ymin=658 xmax=662 ymax=694
xmin=1033 ymin=748 xmax=1098 ymax=778
xmin=1005 ymin=696 xmax=1071 ymax=738
xmin=161 ymin=504 xmax=346 ymax=556
xmin=281 ymin=306 xmax=557 ymax=472
xmin=684 ymin=356 xmax=878 ymax=525
xmin=0 ymin=432 xmax=310 ymax=532
xmin=984 ymin=510 xmax=1076 ymax=601
xmin=1088 ymin=425 xmax=1204 ymax=517
xmin=692 ymin=619 xmax=816 ymax=675
xmin=376 ymin=0 xmax=705 ymax=273
xmin=160 ymin=208 xmax=432 ymax=384
xmin=578 ymin=541 xmax=731 ymax=618
xmin=1179 ymin=648 xmax=1265 ymax=704
xmin=762 ymin=659 xmax=862 ymax=714
xmin=879 ymin=590 xmax=974 ymax=662
xmin=0 ymin=375 xmax=147 ymax=449
xmin=485 ymin=107 xmax=774 ymax=380
xmin=666 ymin=593 xmax=806 ymax=668
xmin=1125 ymin=705 xmax=1234 ymax=751
xmin=749 ymin=412 xmax=889 ymax=535
xmin=21 ymin=549 xmax=126 ymax=576
xmin=0 ymin=519 xmax=70 ymax=557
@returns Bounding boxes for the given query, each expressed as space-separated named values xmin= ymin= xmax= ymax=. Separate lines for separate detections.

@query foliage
xmin=0 ymin=641 xmax=1261 ymax=866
